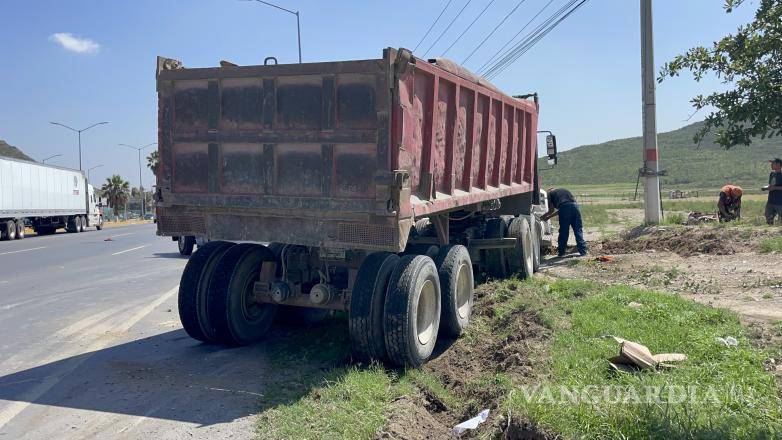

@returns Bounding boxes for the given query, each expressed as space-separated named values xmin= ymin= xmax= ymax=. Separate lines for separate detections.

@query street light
xmin=49 ymin=121 xmax=109 ymax=170
xmin=242 ymin=0 xmax=302 ymax=63
xmin=41 ymin=154 xmax=62 ymax=164
xmin=87 ymin=164 xmax=103 ymax=181
xmin=118 ymin=143 xmax=156 ymax=219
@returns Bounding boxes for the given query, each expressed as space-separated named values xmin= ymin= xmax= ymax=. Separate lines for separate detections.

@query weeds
xmin=759 ymin=236 xmax=782 ymax=253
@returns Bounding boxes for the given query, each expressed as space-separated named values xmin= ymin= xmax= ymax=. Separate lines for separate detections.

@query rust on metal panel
xmin=156 ymin=48 xmax=539 ymax=252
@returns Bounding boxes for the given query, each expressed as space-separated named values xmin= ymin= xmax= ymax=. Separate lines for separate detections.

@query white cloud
xmin=49 ymin=33 xmax=101 ymax=54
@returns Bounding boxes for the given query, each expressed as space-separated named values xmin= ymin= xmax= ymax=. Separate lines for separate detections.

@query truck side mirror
xmin=546 ymin=134 xmax=558 ymax=165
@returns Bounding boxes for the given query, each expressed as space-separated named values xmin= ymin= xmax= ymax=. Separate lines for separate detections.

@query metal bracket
xmin=639 ymin=167 xmax=667 ymax=177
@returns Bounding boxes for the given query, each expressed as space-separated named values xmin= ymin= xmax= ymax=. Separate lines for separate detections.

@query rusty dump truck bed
xmin=155 ymin=48 xmax=538 ymax=252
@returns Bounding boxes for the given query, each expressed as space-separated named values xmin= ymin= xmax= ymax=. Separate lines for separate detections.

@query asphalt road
xmin=0 ymin=223 xmax=276 ymax=439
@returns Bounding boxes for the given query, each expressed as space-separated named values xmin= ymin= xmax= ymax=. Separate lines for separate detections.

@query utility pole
xmin=118 ymin=143 xmax=156 ymax=219
xmin=87 ymin=164 xmax=103 ymax=182
xmin=243 ymin=0 xmax=302 ymax=63
xmin=49 ymin=121 xmax=109 ymax=171
xmin=640 ymin=0 xmax=662 ymax=224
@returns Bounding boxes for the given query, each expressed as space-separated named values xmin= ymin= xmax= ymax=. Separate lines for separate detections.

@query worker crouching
xmin=718 ymin=185 xmax=742 ymax=222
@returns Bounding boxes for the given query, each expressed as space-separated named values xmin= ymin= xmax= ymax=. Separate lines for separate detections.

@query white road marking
xmin=108 ymin=232 xmax=133 ymax=238
xmin=0 ymin=285 xmax=180 ymax=429
xmin=0 ymin=247 xmax=46 ymax=256
xmin=111 ymin=245 xmax=148 ymax=256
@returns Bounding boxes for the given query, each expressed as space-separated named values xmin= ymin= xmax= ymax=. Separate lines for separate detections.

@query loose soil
xmin=376 ymin=284 xmax=557 ymax=440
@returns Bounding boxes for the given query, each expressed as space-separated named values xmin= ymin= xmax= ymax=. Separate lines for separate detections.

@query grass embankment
xmin=255 ymin=279 xmax=782 ymax=439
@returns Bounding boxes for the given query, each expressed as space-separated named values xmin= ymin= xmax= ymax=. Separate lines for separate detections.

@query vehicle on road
xmin=155 ymin=48 xmax=556 ymax=366
xmin=0 ymin=156 xmax=103 ymax=239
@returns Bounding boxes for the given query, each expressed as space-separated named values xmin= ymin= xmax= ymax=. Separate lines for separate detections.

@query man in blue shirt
xmin=541 ymin=188 xmax=587 ymax=257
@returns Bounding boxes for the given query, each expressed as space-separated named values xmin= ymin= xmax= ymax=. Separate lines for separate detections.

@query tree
xmin=101 ymin=175 xmax=130 ymax=218
xmin=659 ymin=0 xmax=782 ymax=148
xmin=147 ymin=150 xmax=159 ymax=175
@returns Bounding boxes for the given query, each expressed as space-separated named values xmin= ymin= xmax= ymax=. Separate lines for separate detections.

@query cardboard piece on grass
xmin=608 ymin=337 xmax=686 ymax=372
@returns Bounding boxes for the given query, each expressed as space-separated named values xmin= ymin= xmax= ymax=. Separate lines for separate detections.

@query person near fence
xmin=763 ymin=158 xmax=782 ymax=225
xmin=541 ymin=188 xmax=588 ymax=257
xmin=717 ymin=184 xmax=742 ymax=222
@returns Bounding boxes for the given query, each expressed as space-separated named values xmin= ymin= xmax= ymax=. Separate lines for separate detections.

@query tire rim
xmin=241 ymin=273 xmax=264 ymax=323
xmin=523 ymin=227 xmax=533 ymax=271
xmin=178 ymin=238 xmax=185 ymax=253
xmin=455 ymin=262 xmax=472 ymax=319
xmin=416 ymin=279 xmax=437 ymax=345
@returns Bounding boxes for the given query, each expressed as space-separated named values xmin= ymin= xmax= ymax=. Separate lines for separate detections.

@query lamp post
xmin=41 ymin=154 xmax=62 ymax=164
xmin=87 ymin=164 xmax=103 ymax=182
xmin=49 ymin=121 xmax=109 ymax=170
xmin=118 ymin=143 xmax=156 ymax=218
xmin=243 ymin=0 xmax=302 ymax=63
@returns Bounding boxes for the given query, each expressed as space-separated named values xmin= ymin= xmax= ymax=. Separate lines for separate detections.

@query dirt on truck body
xmin=155 ymin=47 xmax=552 ymax=367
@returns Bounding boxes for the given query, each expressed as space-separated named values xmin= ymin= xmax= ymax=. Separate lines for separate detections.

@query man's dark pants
xmin=557 ymin=202 xmax=587 ymax=256
xmin=765 ymin=203 xmax=782 ymax=225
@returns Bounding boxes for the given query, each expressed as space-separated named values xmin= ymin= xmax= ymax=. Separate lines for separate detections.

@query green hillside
xmin=540 ymin=121 xmax=781 ymax=189
xmin=0 ymin=140 xmax=34 ymax=161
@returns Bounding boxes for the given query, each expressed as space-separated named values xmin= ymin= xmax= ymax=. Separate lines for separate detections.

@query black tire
xmin=178 ymin=241 xmax=235 ymax=342
xmin=507 ymin=217 xmax=534 ymax=279
xmin=384 ymin=255 xmax=441 ymax=367
xmin=1 ymin=220 xmax=15 ymax=241
xmin=349 ymin=252 xmax=400 ymax=362
xmin=15 ymin=220 xmax=25 ymax=240
xmin=178 ymin=236 xmax=196 ymax=256
xmin=96 ymin=217 xmax=103 ymax=231
xmin=483 ymin=217 xmax=507 ymax=278
xmin=66 ymin=216 xmax=78 ymax=233
xmin=435 ymin=245 xmax=474 ymax=337
xmin=209 ymin=243 xmax=278 ymax=346
xmin=404 ymin=244 xmax=439 ymax=259
xmin=77 ymin=216 xmax=85 ymax=233
xmin=413 ymin=218 xmax=434 ymax=237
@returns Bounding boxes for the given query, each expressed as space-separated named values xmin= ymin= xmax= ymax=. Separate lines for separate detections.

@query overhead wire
xmin=423 ymin=0 xmax=475 ymax=57
xmin=440 ymin=0 xmax=497 ymax=57
xmin=475 ymin=0 xmax=557 ymax=74
xmin=461 ymin=0 xmax=529 ymax=64
xmin=482 ymin=0 xmax=590 ymax=79
xmin=413 ymin=0 xmax=454 ymax=52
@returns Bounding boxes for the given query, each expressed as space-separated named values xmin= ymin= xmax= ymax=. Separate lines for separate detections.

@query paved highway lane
xmin=0 ymin=224 xmax=282 ymax=439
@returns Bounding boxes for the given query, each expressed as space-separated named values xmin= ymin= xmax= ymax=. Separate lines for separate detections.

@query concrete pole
xmin=641 ymin=0 xmax=662 ymax=223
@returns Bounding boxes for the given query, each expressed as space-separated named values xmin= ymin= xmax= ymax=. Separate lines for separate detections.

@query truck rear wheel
xmin=77 ymin=216 xmax=85 ymax=233
xmin=531 ymin=219 xmax=542 ymax=272
xmin=15 ymin=220 xmax=25 ymax=240
xmin=1 ymin=220 xmax=16 ymax=240
xmin=178 ymin=241 xmax=235 ymax=343
xmin=384 ymin=255 xmax=441 ymax=367
xmin=507 ymin=217 xmax=534 ymax=279
xmin=483 ymin=217 xmax=508 ymax=278
xmin=435 ymin=245 xmax=474 ymax=337
xmin=95 ymin=217 xmax=103 ymax=231
xmin=66 ymin=216 xmax=78 ymax=233
xmin=178 ymin=236 xmax=196 ymax=256
xmin=209 ymin=243 xmax=278 ymax=346
xmin=349 ymin=252 xmax=400 ymax=362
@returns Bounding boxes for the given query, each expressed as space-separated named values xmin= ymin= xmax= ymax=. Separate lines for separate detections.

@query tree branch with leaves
xmin=659 ymin=0 xmax=782 ymax=148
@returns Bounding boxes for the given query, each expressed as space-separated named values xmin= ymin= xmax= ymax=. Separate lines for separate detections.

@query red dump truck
xmin=155 ymin=48 xmax=556 ymax=366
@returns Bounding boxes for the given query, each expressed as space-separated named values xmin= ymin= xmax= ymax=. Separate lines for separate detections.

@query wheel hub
xmin=416 ymin=279 xmax=437 ymax=345
xmin=455 ymin=263 xmax=471 ymax=319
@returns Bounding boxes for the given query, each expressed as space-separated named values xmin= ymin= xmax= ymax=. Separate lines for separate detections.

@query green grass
xmin=541 ymin=120 xmax=781 ymax=189
xmin=759 ymin=236 xmax=782 ymax=253
xmin=253 ymin=279 xmax=782 ymax=439
xmin=505 ymin=280 xmax=782 ymax=439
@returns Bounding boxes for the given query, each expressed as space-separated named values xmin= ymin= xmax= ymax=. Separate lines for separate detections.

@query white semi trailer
xmin=0 ymin=156 xmax=103 ymax=240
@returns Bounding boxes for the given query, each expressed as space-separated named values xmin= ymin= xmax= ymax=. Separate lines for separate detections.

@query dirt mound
xmin=600 ymin=226 xmax=764 ymax=257
xmin=378 ymin=282 xmax=556 ymax=439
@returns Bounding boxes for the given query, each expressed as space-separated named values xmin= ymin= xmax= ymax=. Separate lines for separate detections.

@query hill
xmin=539 ymin=121 xmax=781 ymax=189
xmin=0 ymin=140 xmax=34 ymax=161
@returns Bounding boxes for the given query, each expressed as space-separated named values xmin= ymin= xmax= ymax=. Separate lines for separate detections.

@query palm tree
xmin=101 ymin=175 xmax=130 ymax=218
xmin=147 ymin=150 xmax=159 ymax=175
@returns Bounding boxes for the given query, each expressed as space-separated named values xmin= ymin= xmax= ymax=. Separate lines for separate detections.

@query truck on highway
xmin=155 ymin=48 xmax=556 ymax=366
xmin=0 ymin=156 xmax=103 ymax=239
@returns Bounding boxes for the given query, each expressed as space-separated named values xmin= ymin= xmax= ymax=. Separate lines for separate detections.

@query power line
xmin=423 ymin=0 xmax=474 ymax=57
xmin=483 ymin=0 xmax=590 ymax=79
xmin=441 ymin=0 xmax=497 ymax=57
xmin=476 ymin=0 xmax=556 ymax=74
xmin=486 ymin=0 xmax=588 ymax=79
xmin=461 ymin=0 xmax=529 ymax=64
xmin=414 ymin=0 xmax=454 ymax=52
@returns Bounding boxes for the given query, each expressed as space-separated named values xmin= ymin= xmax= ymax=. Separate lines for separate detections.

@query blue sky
xmin=0 ymin=0 xmax=755 ymax=186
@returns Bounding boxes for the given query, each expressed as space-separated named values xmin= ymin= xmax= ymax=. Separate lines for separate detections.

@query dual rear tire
xmin=350 ymin=246 xmax=474 ymax=367
xmin=178 ymin=242 xmax=278 ymax=346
